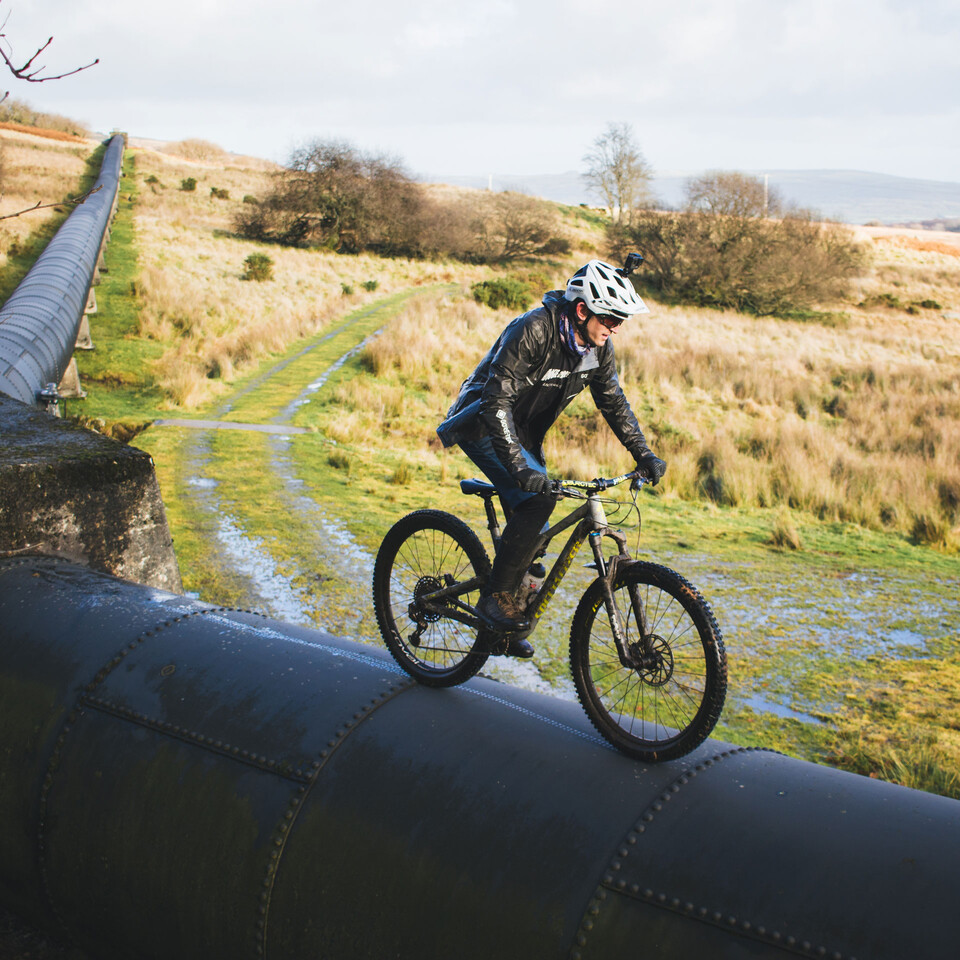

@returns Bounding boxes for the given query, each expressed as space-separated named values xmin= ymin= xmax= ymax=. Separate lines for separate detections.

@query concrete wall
xmin=0 ymin=395 xmax=181 ymax=592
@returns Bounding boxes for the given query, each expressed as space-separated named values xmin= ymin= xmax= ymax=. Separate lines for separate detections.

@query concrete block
xmin=0 ymin=395 xmax=182 ymax=592
xmin=75 ymin=313 xmax=94 ymax=350
xmin=57 ymin=358 xmax=86 ymax=398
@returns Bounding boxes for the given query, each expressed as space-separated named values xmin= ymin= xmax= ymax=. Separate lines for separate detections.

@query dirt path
xmin=171 ymin=290 xmax=433 ymax=635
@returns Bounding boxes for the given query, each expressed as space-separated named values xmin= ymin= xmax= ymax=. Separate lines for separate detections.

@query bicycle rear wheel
xmin=570 ymin=561 xmax=726 ymax=762
xmin=373 ymin=510 xmax=491 ymax=687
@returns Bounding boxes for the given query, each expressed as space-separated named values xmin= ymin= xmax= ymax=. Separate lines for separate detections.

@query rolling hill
xmin=427 ymin=168 xmax=960 ymax=227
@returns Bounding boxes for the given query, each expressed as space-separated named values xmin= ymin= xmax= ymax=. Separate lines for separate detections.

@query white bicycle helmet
xmin=564 ymin=259 xmax=650 ymax=320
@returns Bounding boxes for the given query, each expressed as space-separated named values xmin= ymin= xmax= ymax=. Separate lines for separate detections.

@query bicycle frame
xmin=417 ymin=475 xmax=652 ymax=669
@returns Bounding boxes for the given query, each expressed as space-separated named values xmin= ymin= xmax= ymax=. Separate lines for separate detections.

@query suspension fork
xmin=589 ymin=529 xmax=648 ymax=670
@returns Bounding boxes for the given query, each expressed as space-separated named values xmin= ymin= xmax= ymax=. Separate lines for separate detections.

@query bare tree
xmin=0 ymin=3 xmax=98 ymax=104
xmin=685 ymin=171 xmax=781 ymax=219
xmin=0 ymin=2 xmax=99 ymax=222
xmin=236 ymin=139 xmax=429 ymax=255
xmin=582 ymin=122 xmax=653 ymax=224
xmin=475 ymin=191 xmax=559 ymax=261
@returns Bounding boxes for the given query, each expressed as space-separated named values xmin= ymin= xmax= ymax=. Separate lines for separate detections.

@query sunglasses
xmin=595 ymin=314 xmax=625 ymax=330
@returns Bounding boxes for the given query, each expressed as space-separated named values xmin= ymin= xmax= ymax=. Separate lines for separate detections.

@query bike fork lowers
xmin=589 ymin=530 xmax=649 ymax=670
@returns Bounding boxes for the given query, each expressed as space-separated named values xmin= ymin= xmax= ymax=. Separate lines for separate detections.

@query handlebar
xmin=554 ymin=470 xmax=650 ymax=496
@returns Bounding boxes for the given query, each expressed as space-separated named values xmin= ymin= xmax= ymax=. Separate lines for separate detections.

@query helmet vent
xmin=564 ymin=259 xmax=649 ymax=318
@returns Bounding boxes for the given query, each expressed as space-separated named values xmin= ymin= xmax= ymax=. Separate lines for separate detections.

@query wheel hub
xmin=630 ymin=634 xmax=674 ymax=686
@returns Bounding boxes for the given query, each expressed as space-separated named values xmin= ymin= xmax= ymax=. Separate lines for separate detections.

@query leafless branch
xmin=0 ymin=182 xmax=101 ymax=221
xmin=0 ymin=4 xmax=98 ymax=102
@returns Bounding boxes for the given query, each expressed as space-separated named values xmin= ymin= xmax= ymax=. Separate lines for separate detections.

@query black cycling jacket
xmin=436 ymin=290 xmax=652 ymax=478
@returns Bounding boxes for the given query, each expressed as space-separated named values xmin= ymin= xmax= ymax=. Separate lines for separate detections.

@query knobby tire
xmin=570 ymin=561 xmax=727 ymax=762
xmin=373 ymin=510 xmax=491 ymax=687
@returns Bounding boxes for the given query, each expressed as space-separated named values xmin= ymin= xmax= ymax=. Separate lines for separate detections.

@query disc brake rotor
xmin=631 ymin=634 xmax=674 ymax=686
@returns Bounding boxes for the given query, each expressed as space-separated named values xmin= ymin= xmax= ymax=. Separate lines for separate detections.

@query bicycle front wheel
xmin=570 ymin=562 xmax=727 ymax=762
xmin=373 ymin=510 xmax=491 ymax=687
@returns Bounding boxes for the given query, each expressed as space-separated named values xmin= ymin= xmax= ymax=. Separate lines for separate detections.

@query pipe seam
xmin=35 ymin=604 xmax=233 ymax=937
xmin=567 ymin=745 xmax=861 ymax=960
xmin=256 ymin=677 xmax=416 ymax=959
xmin=76 ymin=695 xmax=315 ymax=781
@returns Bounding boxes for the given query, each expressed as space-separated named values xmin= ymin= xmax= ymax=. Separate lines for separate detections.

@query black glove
xmin=515 ymin=468 xmax=552 ymax=495
xmin=636 ymin=452 xmax=667 ymax=486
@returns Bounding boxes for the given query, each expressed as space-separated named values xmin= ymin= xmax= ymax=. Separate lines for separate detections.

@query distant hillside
xmin=425 ymin=169 xmax=960 ymax=227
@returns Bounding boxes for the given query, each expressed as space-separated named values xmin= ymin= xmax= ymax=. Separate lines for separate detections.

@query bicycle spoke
xmin=572 ymin=561 xmax=726 ymax=762
xmin=374 ymin=512 xmax=492 ymax=686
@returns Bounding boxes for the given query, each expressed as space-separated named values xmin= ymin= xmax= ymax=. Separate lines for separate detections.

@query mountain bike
xmin=372 ymin=471 xmax=727 ymax=762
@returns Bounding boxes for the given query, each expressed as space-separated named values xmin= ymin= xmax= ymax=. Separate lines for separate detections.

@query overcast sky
xmin=5 ymin=0 xmax=959 ymax=183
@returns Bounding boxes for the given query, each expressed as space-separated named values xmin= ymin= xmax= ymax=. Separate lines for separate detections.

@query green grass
xmin=74 ymin=151 xmax=166 ymax=424
xmin=0 ymin=217 xmax=66 ymax=304
xmin=67 ymin=213 xmax=960 ymax=799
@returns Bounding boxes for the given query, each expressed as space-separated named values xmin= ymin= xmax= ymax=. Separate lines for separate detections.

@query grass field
xmin=5 ymin=126 xmax=958 ymax=797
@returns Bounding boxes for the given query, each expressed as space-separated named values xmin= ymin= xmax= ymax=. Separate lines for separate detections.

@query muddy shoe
xmin=478 ymin=592 xmax=530 ymax=632
xmin=504 ymin=637 xmax=535 ymax=659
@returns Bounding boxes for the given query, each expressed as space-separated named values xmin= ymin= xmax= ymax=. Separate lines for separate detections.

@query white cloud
xmin=3 ymin=0 xmax=958 ymax=180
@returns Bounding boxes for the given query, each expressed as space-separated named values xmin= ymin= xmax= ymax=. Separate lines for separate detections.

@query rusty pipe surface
xmin=0 ymin=135 xmax=123 ymax=407
xmin=1 ymin=556 xmax=959 ymax=960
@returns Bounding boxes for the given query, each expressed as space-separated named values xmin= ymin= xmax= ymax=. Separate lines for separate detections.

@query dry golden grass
xmin=357 ymin=239 xmax=960 ymax=546
xmin=161 ymin=139 xmax=230 ymax=163
xmin=131 ymin=147 xmax=492 ymax=407
xmin=0 ymin=121 xmax=86 ymax=143
xmin=0 ymin=133 xmax=94 ymax=267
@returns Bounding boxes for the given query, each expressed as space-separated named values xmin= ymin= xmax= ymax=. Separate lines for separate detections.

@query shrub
xmin=210 ymin=187 xmax=230 ymax=200
xmin=341 ymin=282 xmax=354 ymax=296
xmin=539 ymin=236 xmax=571 ymax=256
xmin=769 ymin=508 xmax=802 ymax=550
xmin=232 ymin=137 xmax=561 ymax=263
xmin=362 ymin=280 xmax=379 ymax=292
xmin=180 ymin=177 xmax=197 ymax=192
xmin=242 ymin=195 xmax=258 ymax=204
xmin=471 ymin=277 xmax=532 ymax=312
xmin=609 ymin=195 xmax=867 ymax=315
xmin=389 ymin=461 xmax=412 ymax=485
xmin=144 ymin=174 xmax=160 ymax=185
xmin=241 ymin=253 xmax=274 ymax=282
xmin=328 ymin=451 xmax=351 ymax=473
xmin=910 ymin=514 xmax=949 ymax=547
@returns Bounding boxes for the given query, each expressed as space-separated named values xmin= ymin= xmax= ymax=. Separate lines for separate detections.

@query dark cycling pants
xmin=458 ymin=436 xmax=545 ymax=514
xmin=458 ymin=436 xmax=555 ymax=595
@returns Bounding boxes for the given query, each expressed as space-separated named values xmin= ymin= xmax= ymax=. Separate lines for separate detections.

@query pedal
xmin=478 ymin=629 xmax=509 ymax=656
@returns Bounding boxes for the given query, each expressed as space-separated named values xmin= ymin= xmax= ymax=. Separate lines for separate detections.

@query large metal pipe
xmin=1 ymin=556 xmax=958 ymax=960
xmin=0 ymin=134 xmax=123 ymax=407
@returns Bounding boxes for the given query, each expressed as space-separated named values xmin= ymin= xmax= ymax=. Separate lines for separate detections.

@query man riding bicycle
xmin=436 ymin=257 xmax=666 ymax=656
